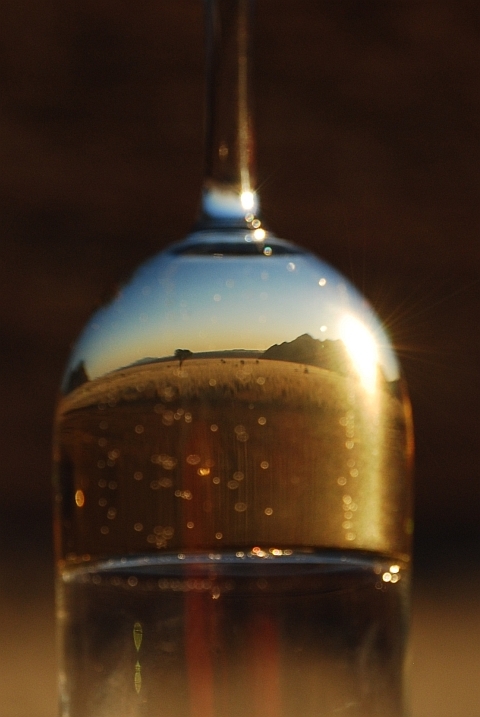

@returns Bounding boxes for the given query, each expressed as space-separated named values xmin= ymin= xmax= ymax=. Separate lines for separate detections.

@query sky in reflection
xmin=66 ymin=239 xmax=399 ymax=384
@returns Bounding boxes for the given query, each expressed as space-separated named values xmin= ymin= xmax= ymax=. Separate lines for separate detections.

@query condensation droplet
xmin=210 ymin=424 xmax=218 ymax=432
xmin=260 ymin=461 xmax=269 ymax=469
xmin=264 ymin=507 xmax=273 ymax=516
xmin=337 ymin=476 xmax=347 ymax=486
xmin=345 ymin=440 xmax=354 ymax=450
xmin=187 ymin=522 xmax=194 ymax=529
xmin=215 ymin=532 xmax=223 ymax=540
xmin=258 ymin=416 xmax=266 ymax=425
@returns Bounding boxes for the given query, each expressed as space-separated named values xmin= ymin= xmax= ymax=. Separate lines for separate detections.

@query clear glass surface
xmin=53 ymin=2 xmax=413 ymax=716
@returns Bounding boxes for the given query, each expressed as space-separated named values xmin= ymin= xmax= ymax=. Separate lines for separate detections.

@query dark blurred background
xmin=0 ymin=1 xmax=478 ymax=716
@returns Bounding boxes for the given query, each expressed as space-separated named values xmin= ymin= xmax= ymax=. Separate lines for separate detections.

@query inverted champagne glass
xmin=53 ymin=2 xmax=414 ymax=716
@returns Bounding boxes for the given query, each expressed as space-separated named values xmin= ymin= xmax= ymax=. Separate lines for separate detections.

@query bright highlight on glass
xmin=339 ymin=313 xmax=379 ymax=393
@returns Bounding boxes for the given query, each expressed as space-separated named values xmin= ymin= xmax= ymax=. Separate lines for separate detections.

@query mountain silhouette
xmin=263 ymin=334 xmax=353 ymax=375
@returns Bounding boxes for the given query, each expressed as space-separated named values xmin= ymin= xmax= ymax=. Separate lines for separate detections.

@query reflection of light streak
xmin=340 ymin=314 xmax=378 ymax=393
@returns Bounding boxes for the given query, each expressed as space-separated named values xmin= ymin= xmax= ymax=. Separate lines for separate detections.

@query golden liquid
xmin=54 ymin=357 xmax=412 ymax=564
xmin=57 ymin=552 xmax=409 ymax=717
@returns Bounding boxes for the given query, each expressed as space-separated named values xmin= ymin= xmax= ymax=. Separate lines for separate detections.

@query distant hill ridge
xmin=263 ymin=334 xmax=353 ymax=375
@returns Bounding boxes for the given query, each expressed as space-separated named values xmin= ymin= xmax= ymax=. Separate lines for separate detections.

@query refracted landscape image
xmin=56 ymin=333 xmax=411 ymax=562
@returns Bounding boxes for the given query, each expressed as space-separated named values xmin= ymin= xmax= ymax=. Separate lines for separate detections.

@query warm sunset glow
xmin=339 ymin=314 xmax=378 ymax=392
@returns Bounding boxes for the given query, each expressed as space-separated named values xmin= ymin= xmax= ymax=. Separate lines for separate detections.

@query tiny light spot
xmin=264 ymin=507 xmax=273 ymax=516
xmin=98 ymin=437 xmax=107 ymax=447
xmin=209 ymin=378 xmax=217 ymax=386
xmin=287 ymin=262 xmax=295 ymax=272
xmin=350 ymin=468 xmax=359 ymax=478
xmin=346 ymin=532 xmax=356 ymax=541
xmin=347 ymin=458 xmax=355 ymax=468
xmin=320 ymin=325 xmax=327 ymax=332
xmin=134 ymin=424 xmax=144 ymax=434
xmin=337 ymin=476 xmax=347 ymax=486
xmin=343 ymin=495 xmax=352 ymax=505
xmin=159 ymin=478 xmax=173 ymax=488
xmin=390 ymin=574 xmax=400 ymax=583
xmin=99 ymin=420 xmax=108 ymax=430
xmin=263 ymin=246 xmax=272 ymax=256
xmin=134 ymin=471 xmax=143 ymax=481
xmin=226 ymin=279 xmax=234 ymax=288
xmin=256 ymin=376 xmax=265 ymax=385
xmin=319 ymin=277 xmax=327 ymax=286
xmin=258 ymin=416 xmax=267 ymax=425
xmin=97 ymin=460 xmax=105 ymax=469
xmin=100 ymin=526 xmax=109 ymax=535
xmin=210 ymin=424 xmax=218 ymax=432
xmin=128 ymin=577 xmax=138 ymax=587
xmin=213 ymin=294 xmax=221 ymax=302
xmin=234 ymin=503 xmax=247 ymax=512
xmin=260 ymin=461 xmax=269 ymax=469
xmin=197 ymin=467 xmax=210 ymax=476
xmin=186 ymin=454 xmax=201 ymax=465
xmin=382 ymin=572 xmax=392 ymax=583
xmin=108 ymin=481 xmax=118 ymax=490
xmin=98 ymin=498 xmax=107 ymax=507
xmin=187 ymin=522 xmax=194 ymax=529
xmin=344 ymin=511 xmax=353 ymax=520
xmin=185 ymin=413 xmax=192 ymax=423
xmin=107 ymin=508 xmax=117 ymax=520
xmin=98 ymin=478 xmax=107 ymax=488
xmin=390 ymin=565 xmax=400 ymax=574
xmin=345 ymin=440 xmax=354 ymax=450
xmin=75 ymin=490 xmax=85 ymax=507
xmin=254 ymin=228 xmax=266 ymax=241
xmin=215 ymin=532 xmax=223 ymax=540
xmin=212 ymin=477 xmax=220 ymax=485
xmin=228 ymin=480 xmax=239 ymax=490
xmin=233 ymin=471 xmax=244 ymax=481
xmin=342 ymin=520 xmax=352 ymax=529
xmin=134 ymin=523 xmax=143 ymax=532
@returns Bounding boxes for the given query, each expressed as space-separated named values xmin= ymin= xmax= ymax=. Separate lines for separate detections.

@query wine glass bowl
xmin=53 ymin=2 xmax=413 ymax=716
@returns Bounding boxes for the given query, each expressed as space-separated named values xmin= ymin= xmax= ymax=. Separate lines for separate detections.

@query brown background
xmin=0 ymin=2 xmax=478 ymax=716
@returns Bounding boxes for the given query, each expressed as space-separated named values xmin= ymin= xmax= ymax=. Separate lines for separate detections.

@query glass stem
xmin=199 ymin=0 xmax=260 ymax=228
